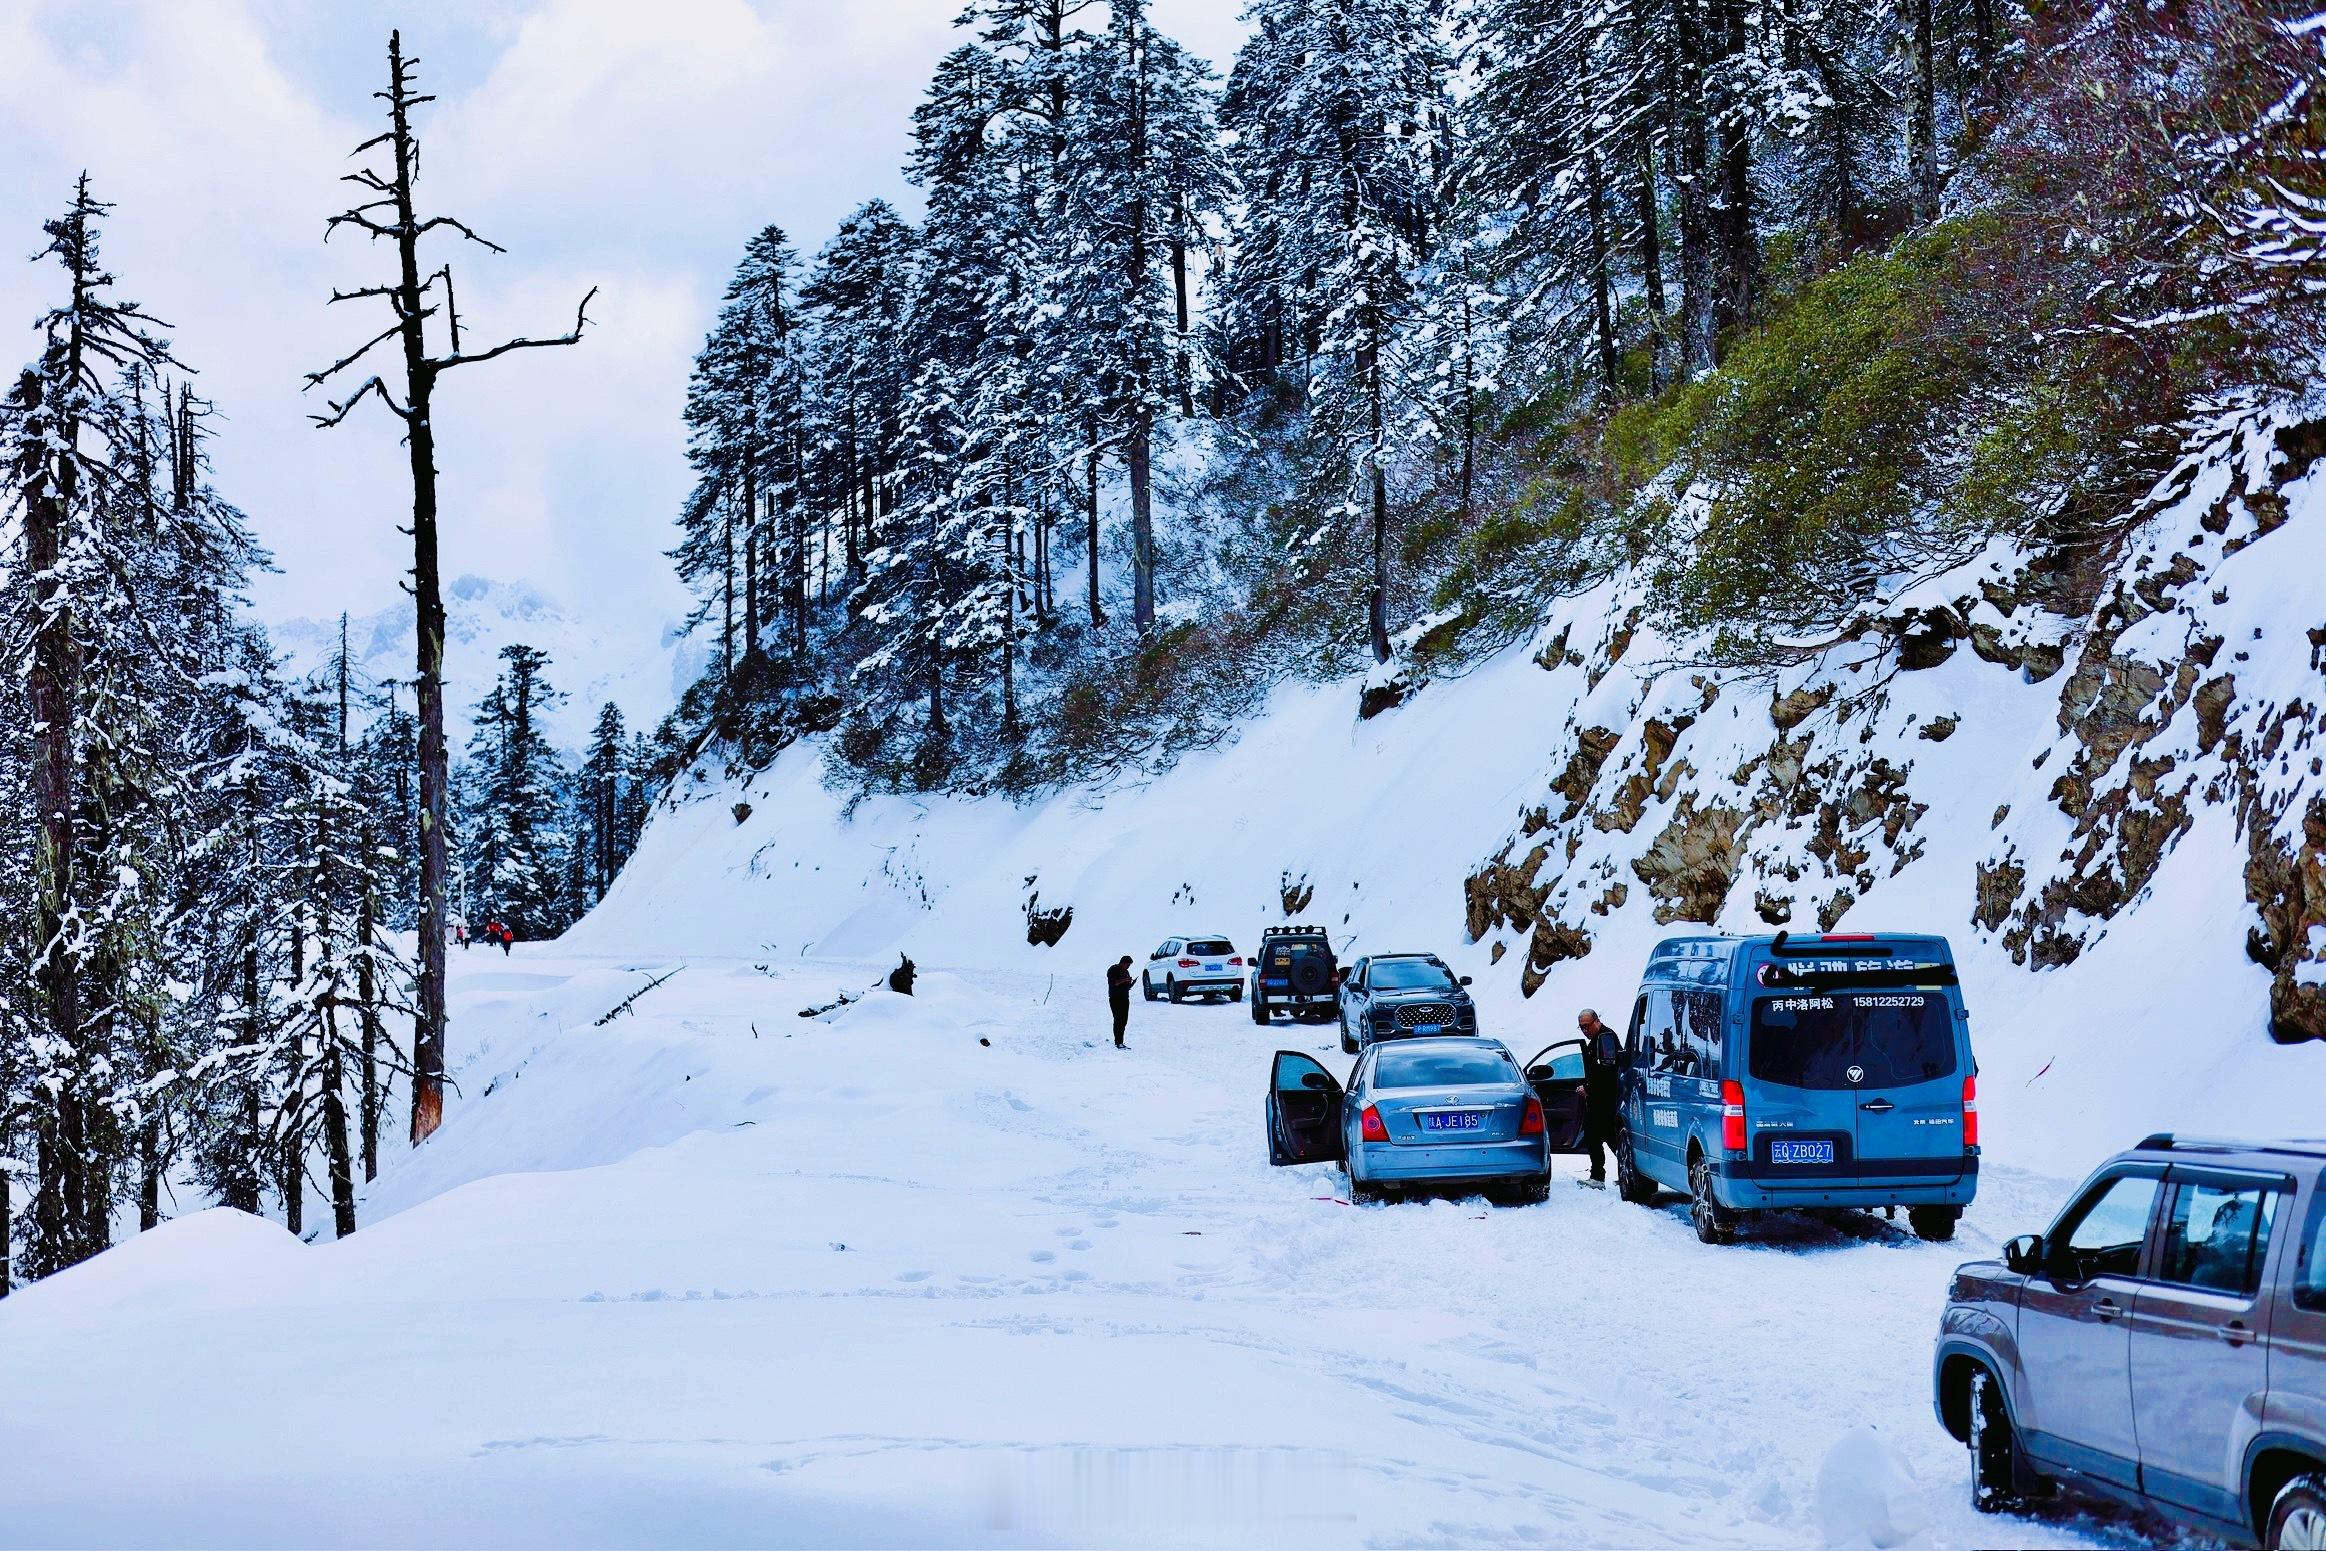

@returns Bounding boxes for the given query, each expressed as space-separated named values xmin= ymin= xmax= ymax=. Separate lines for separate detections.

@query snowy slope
xmin=0 ymin=947 xmax=2117 ymax=1549
xmin=270 ymin=573 xmax=703 ymax=746
xmin=568 ymin=403 xmax=2326 ymax=1176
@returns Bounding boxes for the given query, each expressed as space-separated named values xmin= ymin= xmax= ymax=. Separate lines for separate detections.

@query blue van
xmin=1612 ymin=931 xmax=1979 ymax=1244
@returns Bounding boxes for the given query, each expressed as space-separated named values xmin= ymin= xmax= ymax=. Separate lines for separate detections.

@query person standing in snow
xmin=1106 ymin=956 xmax=1135 ymax=1048
xmin=1578 ymin=1007 xmax=1624 ymax=1183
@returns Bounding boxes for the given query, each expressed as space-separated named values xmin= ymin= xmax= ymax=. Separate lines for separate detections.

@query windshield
xmin=1748 ymin=992 xmax=1957 ymax=1089
xmin=1185 ymin=939 xmax=1233 ymax=956
xmin=1374 ymin=1046 xmax=1513 ymax=1089
xmin=1371 ymin=960 xmax=1455 ymax=991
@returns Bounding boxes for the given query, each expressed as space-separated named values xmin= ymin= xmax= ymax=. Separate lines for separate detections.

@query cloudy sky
xmin=0 ymin=0 xmax=1248 ymax=692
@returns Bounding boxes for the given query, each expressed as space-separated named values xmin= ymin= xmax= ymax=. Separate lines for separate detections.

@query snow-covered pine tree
xmin=1 ymin=180 xmax=202 ymax=1278
xmin=800 ymin=202 xmax=915 ymax=593
xmin=460 ymin=645 xmax=570 ymax=938
xmin=1058 ymin=0 xmax=1230 ymax=631
xmin=1220 ymin=0 xmax=1455 ymax=662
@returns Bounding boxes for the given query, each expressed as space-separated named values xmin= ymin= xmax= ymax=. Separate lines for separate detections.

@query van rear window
xmin=1749 ymin=993 xmax=1957 ymax=1089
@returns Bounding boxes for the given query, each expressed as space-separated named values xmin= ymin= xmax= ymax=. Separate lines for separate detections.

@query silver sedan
xmin=1266 ymin=1037 xmax=1575 ymax=1204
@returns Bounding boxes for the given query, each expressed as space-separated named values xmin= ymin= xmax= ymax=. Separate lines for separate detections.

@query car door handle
xmin=1859 ymin=1099 xmax=1896 ymax=1113
xmin=2095 ymin=1298 xmax=2123 ymax=1322
xmin=2220 ymin=1321 xmax=2251 ymax=1346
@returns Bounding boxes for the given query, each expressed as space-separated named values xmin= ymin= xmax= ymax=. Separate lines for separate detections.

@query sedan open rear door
xmin=1524 ymin=1040 xmax=1591 ymax=1152
xmin=1268 ymin=1051 xmax=1347 ymax=1165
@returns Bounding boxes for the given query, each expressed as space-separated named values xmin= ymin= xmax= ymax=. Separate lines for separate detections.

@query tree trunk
xmin=741 ymin=448 xmax=759 ymax=661
xmin=358 ymin=844 xmax=382 ymax=1183
xmin=1085 ymin=420 xmax=1107 ymax=628
xmin=1636 ymin=141 xmax=1668 ymax=385
xmin=1586 ymin=151 xmax=1621 ymax=394
xmin=138 ymin=1111 xmax=161 ymax=1232
xmin=1908 ymin=0 xmax=1942 ymax=223
xmin=383 ymin=38 xmax=452 ymax=1149
xmin=1172 ymin=198 xmax=1194 ymax=420
xmin=1713 ymin=0 xmax=1760 ymax=342
xmin=322 ymin=1021 xmax=358 ymax=1239
xmin=1672 ymin=0 xmax=1717 ymax=373
xmin=1128 ymin=415 xmax=1156 ymax=631
xmin=1365 ymin=328 xmax=1391 ymax=665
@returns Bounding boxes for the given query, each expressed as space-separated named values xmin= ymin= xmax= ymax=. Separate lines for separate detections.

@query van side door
xmin=2129 ymin=1168 xmax=2290 ymax=1520
xmin=1633 ymin=990 xmax=1686 ymax=1179
xmin=2017 ymin=1167 xmax=2165 ymax=1489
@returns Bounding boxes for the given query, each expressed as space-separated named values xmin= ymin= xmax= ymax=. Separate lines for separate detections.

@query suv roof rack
xmin=2136 ymin=1133 xmax=2326 ymax=1161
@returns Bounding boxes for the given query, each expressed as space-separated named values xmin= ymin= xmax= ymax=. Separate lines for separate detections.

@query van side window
xmin=2158 ymin=1179 xmax=2280 ymax=1296
xmin=1625 ymin=995 xmax=1649 ymax=1067
xmin=1680 ymin=991 xmax=1722 ymax=1076
xmin=1646 ymin=990 xmax=1682 ymax=1072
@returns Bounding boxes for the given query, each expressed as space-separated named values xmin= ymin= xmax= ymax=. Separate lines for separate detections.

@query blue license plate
xmin=1421 ymin=1111 xmax=1484 ymax=1133
xmin=1770 ymin=1139 xmax=1836 ymax=1165
xmin=1410 ymin=1024 xmax=1444 ymax=1037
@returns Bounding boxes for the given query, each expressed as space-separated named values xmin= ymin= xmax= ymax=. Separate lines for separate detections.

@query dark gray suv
xmin=1933 ymin=1135 xmax=2326 ymax=1547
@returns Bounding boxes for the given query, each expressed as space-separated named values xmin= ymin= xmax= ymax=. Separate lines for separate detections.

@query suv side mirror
xmin=1459 ymin=975 xmax=1474 ymax=986
xmin=2003 ymin=1234 xmax=2043 ymax=1276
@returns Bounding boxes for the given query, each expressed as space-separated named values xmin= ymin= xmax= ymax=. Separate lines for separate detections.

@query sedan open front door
xmin=1267 ymin=1051 xmax=1347 ymax=1166
xmin=1524 ymin=1041 xmax=1591 ymax=1152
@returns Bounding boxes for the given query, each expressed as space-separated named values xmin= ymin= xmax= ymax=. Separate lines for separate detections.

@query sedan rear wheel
xmin=2270 ymin=1475 xmax=2326 ymax=1550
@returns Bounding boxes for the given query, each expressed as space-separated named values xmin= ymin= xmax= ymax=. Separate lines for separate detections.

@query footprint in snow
xmin=1028 ymin=1249 xmax=1057 ymax=1263
xmin=1069 ymin=1240 xmax=1092 ymax=1251
xmin=894 ymin=1270 xmax=934 ymax=1283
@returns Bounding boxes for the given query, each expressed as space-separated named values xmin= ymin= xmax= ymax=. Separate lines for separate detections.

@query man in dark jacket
xmin=1106 ymin=956 xmax=1135 ymax=1048
xmin=1578 ymin=1007 xmax=1624 ymax=1183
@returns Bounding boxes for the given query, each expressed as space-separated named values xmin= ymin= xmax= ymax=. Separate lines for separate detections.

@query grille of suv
xmin=1393 ymin=1002 xmax=1457 ymax=1028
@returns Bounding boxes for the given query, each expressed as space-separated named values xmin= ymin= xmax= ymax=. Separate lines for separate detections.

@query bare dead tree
xmin=305 ymin=31 xmax=592 ymax=1146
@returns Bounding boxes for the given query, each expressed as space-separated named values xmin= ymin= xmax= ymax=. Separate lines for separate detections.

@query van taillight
xmin=1360 ymin=1105 xmax=1389 ymax=1142
xmin=1520 ymin=1097 xmax=1546 ymax=1136
xmin=1962 ymin=1075 xmax=1978 ymax=1149
xmin=1720 ymin=1081 xmax=1747 ymax=1152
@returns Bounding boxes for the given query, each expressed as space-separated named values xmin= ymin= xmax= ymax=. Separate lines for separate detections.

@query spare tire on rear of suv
xmin=1287 ymin=949 xmax=1333 ymax=996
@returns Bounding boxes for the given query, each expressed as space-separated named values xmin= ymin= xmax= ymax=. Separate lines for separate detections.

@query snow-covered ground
xmin=0 ymin=946 xmax=2143 ymax=1549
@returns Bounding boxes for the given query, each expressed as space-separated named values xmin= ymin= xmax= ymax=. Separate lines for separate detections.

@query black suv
xmin=1250 ymin=926 xmax=1340 ymax=1025
xmin=1934 ymin=1134 xmax=2326 ymax=1547
xmin=1337 ymin=953 xmax=1479 ymax=1053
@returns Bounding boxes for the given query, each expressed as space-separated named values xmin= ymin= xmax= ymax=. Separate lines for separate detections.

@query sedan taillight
xmin=1359 ymin=1105 xmax=1389 ymax=1142
xmin=1520 ymin=1097 xmax=1547 ymax=1136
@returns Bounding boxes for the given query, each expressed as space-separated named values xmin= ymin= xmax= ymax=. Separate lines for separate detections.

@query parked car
xmin=1264 ymin=1037 xmax=1560 ymax=1204
xmin=1610 ymin=930 xmax=1979 ymax=1244
xmin=1142 ymin=935 xmax=1243 ymax=1003
xmin=1336 ymin=953 xmax=1479 ymax=1053
xmin=1249 ymin=925 xmax=1340 ymax=1025
xmin=1932 ymin=1134 xmax=2326 ymax=1548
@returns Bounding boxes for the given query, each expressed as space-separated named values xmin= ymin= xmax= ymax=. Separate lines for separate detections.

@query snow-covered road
xmin=0 ymin=950 xmax=2146 ymax=1548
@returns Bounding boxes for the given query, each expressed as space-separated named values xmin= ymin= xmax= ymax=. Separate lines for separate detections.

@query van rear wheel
xmin=1689 ymin=1156 xmax=1736 ymax=1244
xmin=1911 ymin=1206 xmax=1961 ymax=1243
xmin=1616 ymin=1136 xmax=1657 ymax=1205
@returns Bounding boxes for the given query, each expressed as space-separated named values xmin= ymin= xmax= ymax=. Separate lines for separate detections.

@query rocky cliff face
xmin=1465 ymin=400 xmax=2326 ymax=1043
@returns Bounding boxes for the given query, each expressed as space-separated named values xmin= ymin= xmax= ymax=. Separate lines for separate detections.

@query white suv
xmin=1143 ymin=936 xmax=1245 ymax=1003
